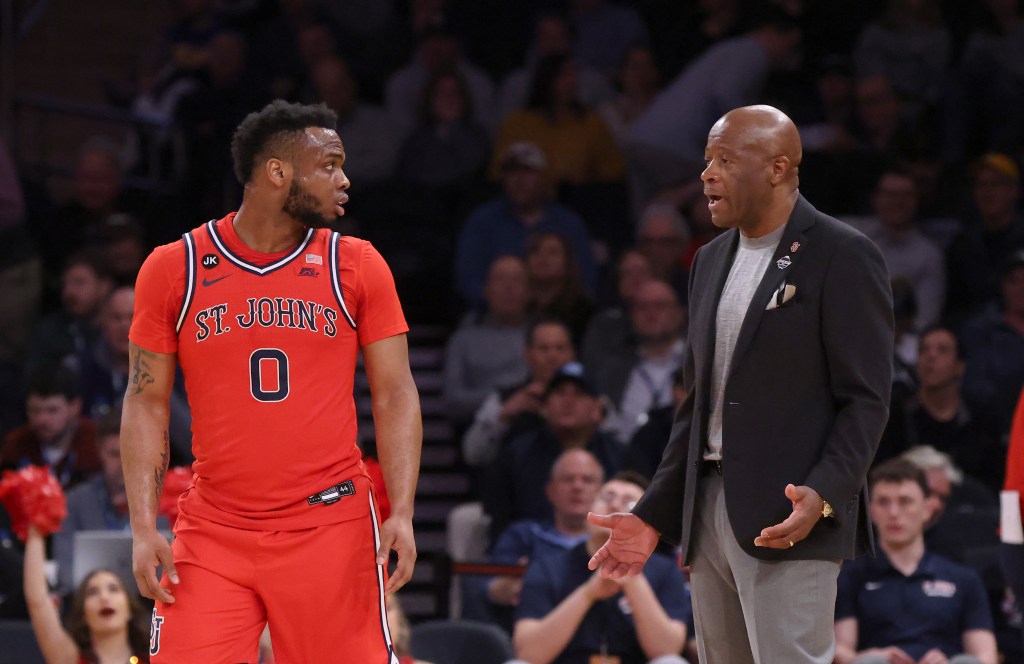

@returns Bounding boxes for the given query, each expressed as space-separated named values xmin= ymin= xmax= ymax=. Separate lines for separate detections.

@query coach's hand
xmin=377 ymin=515 xmax=416 ymax=595
xmin=754 ymin=483 xmax=824 ymax=549
xmin=586 ymin=512 xmax=659 ymax=580
xmin=132 ymin=528 xmax=178 ymax=604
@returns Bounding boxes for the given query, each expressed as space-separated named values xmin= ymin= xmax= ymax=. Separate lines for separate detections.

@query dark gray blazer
xmin=632 ymin=195 xmax=894 ymax=563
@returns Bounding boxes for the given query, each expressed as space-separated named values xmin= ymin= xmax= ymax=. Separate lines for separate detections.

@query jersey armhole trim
xmin=330 ymin=232 xmax=358 ymax=330
xmin=175 ymin=231 xmax=197 ymax=334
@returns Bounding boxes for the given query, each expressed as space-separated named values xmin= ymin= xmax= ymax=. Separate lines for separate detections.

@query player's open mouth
xmin=707 ymin=195 xmax=723 ymax=209
xmin=336 ymin=195 xmax=348 ymax=216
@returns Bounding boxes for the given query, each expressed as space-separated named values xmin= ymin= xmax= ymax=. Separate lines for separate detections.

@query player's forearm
xmin=513 ymin=584 xmax=594 ymax=664
xmin=623 ymin=577 xmax=686 ymax=657
xmin=122 ymin=394 xmax=171 ymax=533
xmin=372 ymin=380 xmax=422 ymax=518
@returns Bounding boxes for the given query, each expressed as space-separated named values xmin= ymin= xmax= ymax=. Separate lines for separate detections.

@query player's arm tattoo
xmin=153 ymin=430 xmax=170 ymax=503
xmin=129 ymin=344 xmax=157 ymax=395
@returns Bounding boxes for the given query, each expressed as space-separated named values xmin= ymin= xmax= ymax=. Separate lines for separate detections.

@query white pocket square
xmin=766 ymin=283 xmax=797 ymax=310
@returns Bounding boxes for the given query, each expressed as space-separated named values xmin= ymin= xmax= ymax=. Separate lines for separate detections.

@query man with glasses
xmin=512 ymin=471 xmax=692 ymax=664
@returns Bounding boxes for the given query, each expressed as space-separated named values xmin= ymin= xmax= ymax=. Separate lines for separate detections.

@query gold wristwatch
xmin=821 ymin=500 xmax=834 ymax=518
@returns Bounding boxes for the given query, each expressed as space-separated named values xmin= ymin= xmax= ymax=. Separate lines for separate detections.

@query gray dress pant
xmin=689 ymin=473 xmax=840 ymax=664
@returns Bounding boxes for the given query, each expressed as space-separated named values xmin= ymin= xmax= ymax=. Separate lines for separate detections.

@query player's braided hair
xmin=230 ymin=100 xmax=338 ymax=184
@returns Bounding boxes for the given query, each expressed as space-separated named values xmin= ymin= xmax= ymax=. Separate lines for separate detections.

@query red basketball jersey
xmin=130 ymin=214 xmax=408 ymax=530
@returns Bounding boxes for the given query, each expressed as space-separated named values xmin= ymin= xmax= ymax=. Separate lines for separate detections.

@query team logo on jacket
xmin=776 ymin=255 xmax=792 ymax=270
xmin=150 ymin=608 xmax=164 ymax=655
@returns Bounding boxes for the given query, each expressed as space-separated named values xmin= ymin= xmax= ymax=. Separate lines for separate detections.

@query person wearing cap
xmin=455 ymin=141 xmax=597 ymax=305
xmin=944 ymin=153 xmax=1024 ymax=325
xmin=482 ymin=360 xmax=622 ymax=542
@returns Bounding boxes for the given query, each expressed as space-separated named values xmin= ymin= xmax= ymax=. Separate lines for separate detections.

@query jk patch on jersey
xmin=306 ymin=253 xmax=323 ymax=265
xmin=307 ymin=479 xmax=356 ymax=505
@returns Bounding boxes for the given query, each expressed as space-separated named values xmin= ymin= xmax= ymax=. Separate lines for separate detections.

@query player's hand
xmin=132 ymin=528 xmax=178 ymax=604
xmin=754 ymin=484 xmax=824 ymax=549
xmin=917 ymin=648 xmax=949 ymax=664
xmin=377 ymin=515 xmax=416 ymax=595
xmin=586 ymin=512 xmax=659 ymax=580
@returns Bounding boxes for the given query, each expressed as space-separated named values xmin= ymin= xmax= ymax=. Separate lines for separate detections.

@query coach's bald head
xmin=701 ymin=105 xmax=801 ymax=237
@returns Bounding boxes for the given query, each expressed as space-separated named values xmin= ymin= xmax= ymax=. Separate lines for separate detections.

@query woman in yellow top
xmin=492 ymin=54 xmax=625 ymax=185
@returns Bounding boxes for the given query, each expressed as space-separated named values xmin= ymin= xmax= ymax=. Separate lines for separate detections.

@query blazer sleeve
xmin=804 ymin=231 xmax=894 ymax=507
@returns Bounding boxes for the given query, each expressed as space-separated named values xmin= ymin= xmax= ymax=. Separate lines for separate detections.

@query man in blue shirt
xmin=834 ymin=458 xmax=997 ymax=664
xmin=512 ymin=471 xmax=691 ymax=664
xmin=455 ymin=142 xmax=597 ymax=305
xmin=462 ymin=448 xmax=604 ymax=633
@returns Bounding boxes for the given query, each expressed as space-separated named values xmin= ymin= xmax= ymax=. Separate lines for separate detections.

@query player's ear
xmin=265 ymin=158 xmax=291 ymax=188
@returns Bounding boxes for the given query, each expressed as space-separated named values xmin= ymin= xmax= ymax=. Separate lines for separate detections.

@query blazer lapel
xmin=728 ymin=195 xmax=818 ymax=374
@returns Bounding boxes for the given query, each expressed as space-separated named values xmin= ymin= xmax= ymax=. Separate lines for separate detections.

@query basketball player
xmin=122 ymin=101 xmax=422 ymax=663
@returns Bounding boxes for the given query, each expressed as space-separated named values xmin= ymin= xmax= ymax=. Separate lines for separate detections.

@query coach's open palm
xmin=586 ymin=512 xmax=659 ymax=580
xmin=133 ymin=528 xmax=178 ymax=603
xmin=377 ymin=515 xmax=416 ymax=595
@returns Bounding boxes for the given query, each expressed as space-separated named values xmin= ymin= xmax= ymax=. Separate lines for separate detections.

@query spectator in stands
xmin=396 ymin=70 xmax=491 ymax=189
xmin=42 ymin=138 xmax=135 ymax=278
xmin=462 ymin=317 xmax=575 ymax=468
xmin=592 ymin=279 xmax=685 ymax=445
xmin=626 ymin=10 xmax=801 ymax=213
xmin=492 ymin=53 xmax=624 ymax=188
xmin=798 ymin=55 xmax=858 ymax=154
xmin=75 ymin=286 xmax=193 ymax=463
xmin=625 ymin=367 xmax=685 ymax=482
xmin=880 ymin=325 xmax=1003 ymax=492
xmin=512 ymin=470 xmax=691 ymax=664
xmin=524 ymin=231 xmax=594 ymax=344
xmin=583 ymin=249 xmax=654 ymax=367
xmin=160 ymin=0 xmax=225 ymax=85
xmin=463 ymin=448 xmax=604 ymax=632
xmin=442 ymin=255 xmax=530 ymax=426
xmin=598 ymin=45 xmax=660 ymax=148
xmin=456 ymin=142 xmax=597 ymax=305
xmin=312 ymin=55 xmax=400 ymax=188
xmin=483 ymin=361 xmax=622 ymax=540
xmin=635 ymin=203 xmax=691 ymax=302
xmin=497 ymin=13 xmax=614 ymax=121
xmin=844 ymin=168 xmax=945 ymax=329
xmin=961 ymin=249 xmax=1024 ymax=444
xmin=0 ymin=365 xmax=99 ymax=490
xmin=385 ymin=26 xmax=495 ymax=135
xmin=901 ymin=445 xmax=999 ymax=565
xmin=52 ymin=407 xmax=170 ymax=596
xmin=568 ymin=0 xmax=650 ymax=76
xmin=24 ymin=523 xmax=151 ymax=663
xmin=851 ymin=74 xmax=923 ymax=160
xmin=852 ymin=0 xmax=950 ymax=121
xmin=834 ymin=458 xmax=997 ymax=664
xmin=945 ymin=153 xmax=1024 ymax=325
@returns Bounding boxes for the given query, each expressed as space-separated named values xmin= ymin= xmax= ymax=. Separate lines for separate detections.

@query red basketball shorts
xmin=149 ymin=490 xmax=398 ymax=663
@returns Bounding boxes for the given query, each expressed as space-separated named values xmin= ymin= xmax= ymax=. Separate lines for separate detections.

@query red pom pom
xmin=158 ymin=467 xmax=193 ymax=528
xmin=0 ymin=466 xmax=67 ymax=541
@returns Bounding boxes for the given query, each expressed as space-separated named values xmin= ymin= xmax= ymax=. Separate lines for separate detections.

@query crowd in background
xmin=2 ymin=0 xmax=1024 ymax=661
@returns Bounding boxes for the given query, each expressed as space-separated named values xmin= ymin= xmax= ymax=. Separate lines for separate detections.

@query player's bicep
xmin=124 ymin=341 xmax=177 ymax=405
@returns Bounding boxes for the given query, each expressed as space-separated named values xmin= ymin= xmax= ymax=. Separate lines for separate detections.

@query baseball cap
xmin=500 ymin=142 xmax=548 ymax=172
xmin=972 ymin=153 xmax=1020 ymax=183
xmin=545 ymin=361 xmax=599 ymax=398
